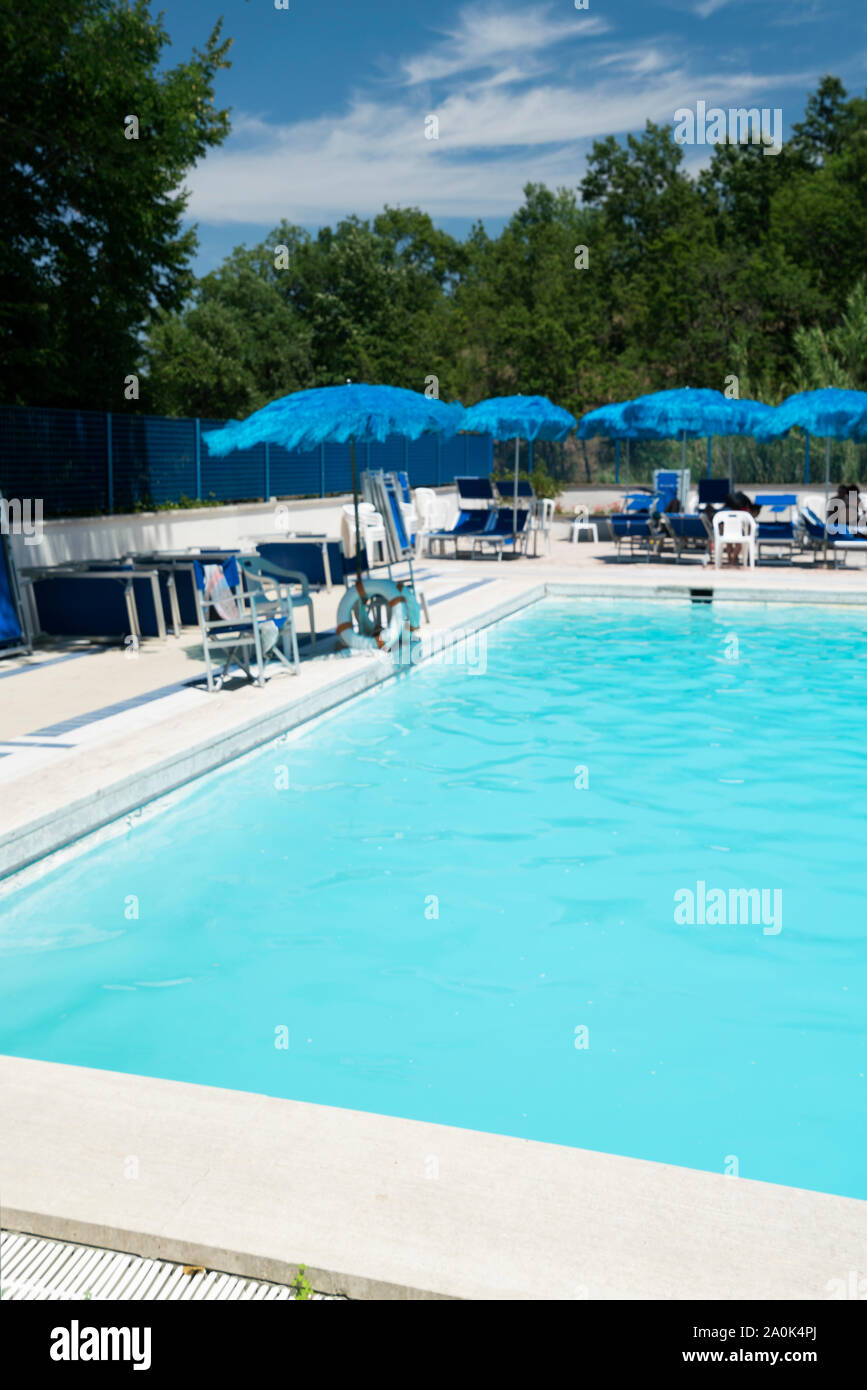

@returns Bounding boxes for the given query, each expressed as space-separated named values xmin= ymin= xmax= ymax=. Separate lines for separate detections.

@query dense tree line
xmin=2 ymin=0 xmax=866 ymax=454
xmin=142 ymin=76 xmax=867 ymax=431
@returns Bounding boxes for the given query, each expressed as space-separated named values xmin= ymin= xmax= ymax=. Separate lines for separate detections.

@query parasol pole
xmin=350 ymin=439 xmax=363 ymax=585
xmin=626 ymin=437 xmax=631 ymax=491
xmin=728 ymin=438 xmax=733 ymax=491
xmin=345 ymin=381 xmax=363 ymax=586
xmin=513 ymin=436 xmax=519 ymax=548
xmin=804 ymin=433 xmax=810 ymax=486
xmin=823 ymin=435 xmax=831 ymax=565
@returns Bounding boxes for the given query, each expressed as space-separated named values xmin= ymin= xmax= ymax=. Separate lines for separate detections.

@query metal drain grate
xmin=0 ymin=1230 xmax=341 ymax=1301
xmin=689 ymin=588 xmax=714 ymax=604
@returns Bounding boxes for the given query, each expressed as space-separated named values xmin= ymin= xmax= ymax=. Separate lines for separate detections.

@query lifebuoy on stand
xmin=336 ymin=577 xmax=420 ymax=654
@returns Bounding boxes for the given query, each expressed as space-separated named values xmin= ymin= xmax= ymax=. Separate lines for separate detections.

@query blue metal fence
xmin=0 ymin=406 xmax=493 ymax=518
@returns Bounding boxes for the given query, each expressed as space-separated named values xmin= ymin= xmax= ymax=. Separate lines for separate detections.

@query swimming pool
xmin=1 ymin=598 xmax=865 ymax=1199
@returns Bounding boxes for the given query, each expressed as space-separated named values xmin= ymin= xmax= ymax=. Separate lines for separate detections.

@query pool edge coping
xmin=2 ymin=1054 xmax=865 ymax=1302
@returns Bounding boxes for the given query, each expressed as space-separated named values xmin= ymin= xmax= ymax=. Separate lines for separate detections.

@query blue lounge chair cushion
xmin=429 ymin=509 xmax=492 ymax=538
xmin=758 ymin=521 xmax=795 ymax=540
xmin=611 ymin=515 xmax=652 ymax=537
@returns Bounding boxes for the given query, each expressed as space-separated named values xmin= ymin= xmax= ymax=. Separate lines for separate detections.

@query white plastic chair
xmin=570 ymin=504 xmax=599 ymax=544
xmin=413 ymin=487 xmax=454 ymax=555
xmin=531 ymin=497 xmax=555 ymax=553
xmin=713 ymin=509 xmax=756 ymax=568
xmin=341 ymin=503 xmax=386 ymax=565
xmin=413 ymin=487 xmax=438 ymax=554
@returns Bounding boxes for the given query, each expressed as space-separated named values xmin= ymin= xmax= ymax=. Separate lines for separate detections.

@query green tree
xmin=146 ymin=228 xmax=314 ymax=417
xmin=0 ymin=0 xmax=231 ymax=408
xmin=581 ymin=124 xmax=746 ymax=390
xmin=793 ymin=279 xmax=867 ymax=392
xmin=791 ymin=75 xmax=858 ymax=161
xmin=453 ymin=183 xmax=608 ymax=414
xmin=146 ymin=209 xmax=465 ymax=415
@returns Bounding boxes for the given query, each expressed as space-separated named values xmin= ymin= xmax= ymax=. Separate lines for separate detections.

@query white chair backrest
xmin=573 ymin=503 xmax=589 ymax=523
xmin=342 ymin=508 xmax=381 ymax=557
xmin=713 ymin=509 xmax=755 ymax=542
xmin=414 ymin=487 xmax=437 ymax=526
xmin=438 ymin=496 xmax=457 ymax=529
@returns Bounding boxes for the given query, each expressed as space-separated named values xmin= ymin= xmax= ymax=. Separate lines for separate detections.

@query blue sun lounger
xmin=658 ymin=511 xmax=712 ymax=561
xmin=471 ymin=507 xmax=530 ymax=559
xmin=754 ymin=494 xmax=798 ymax=561
xmin=426 ymin=508 xmax=493 ymax=557
xmin=610 ymin=512 xmax=658 ymax=558
xmin=799 ymin=507 xmax=827 ymax=558
xmin=824 ymin=519 xmax=867 ymax=566
xmin=425 ymin=476 xmax=497 ymax=557
xmin=798 ymin=502 xmax=867 ymax=565
xmin=20 ymin=562 xmax=166 ymax=641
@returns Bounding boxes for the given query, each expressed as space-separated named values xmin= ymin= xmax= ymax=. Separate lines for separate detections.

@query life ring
xmin=336 ymin=578 xmax=419 ymax=652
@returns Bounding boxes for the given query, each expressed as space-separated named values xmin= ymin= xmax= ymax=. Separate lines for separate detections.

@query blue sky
xmin=156 ymin=0 xmax=866 ymax=274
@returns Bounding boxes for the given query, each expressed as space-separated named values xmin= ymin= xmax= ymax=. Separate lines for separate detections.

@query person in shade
xmin=713 ymin=491 xmax=760 ymax=566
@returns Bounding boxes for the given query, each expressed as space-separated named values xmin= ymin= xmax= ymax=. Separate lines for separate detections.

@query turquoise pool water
xmin=1 ymin=598 xmax=865 ymax=1198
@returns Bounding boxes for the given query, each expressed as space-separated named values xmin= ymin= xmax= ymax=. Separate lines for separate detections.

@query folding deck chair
xmin=236 ymin=554 xmax=316 ymax=652
xmin=193 ymin=556 xmax=297 ymax=692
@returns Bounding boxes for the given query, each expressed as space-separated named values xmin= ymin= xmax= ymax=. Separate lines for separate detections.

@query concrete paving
xmin=2 ymin=1055 xmax=865 ymax=1301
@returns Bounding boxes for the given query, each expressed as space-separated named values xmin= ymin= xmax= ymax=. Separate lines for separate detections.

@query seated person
xmin=717 ymin=491 xmax=759 ymax=564
xmin=724 ymin=490 xmax=761 ymax=520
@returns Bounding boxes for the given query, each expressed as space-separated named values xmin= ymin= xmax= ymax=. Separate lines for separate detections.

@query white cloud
xmin=693 ymin=0 xmax=737 ymax=17
xmin=185 ymin=5 xmax=811 ymax=226
xmin=400 ymin=4 xmax=610 ymax=86
xmin=770 ymin=0 xmax=828 ymax=25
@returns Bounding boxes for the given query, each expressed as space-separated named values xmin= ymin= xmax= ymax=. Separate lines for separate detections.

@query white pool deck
xmin=3 ymin=1055 xmax=865 ymax=1302
xmin=1 ymin=537 xmax=866 ymax=1299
